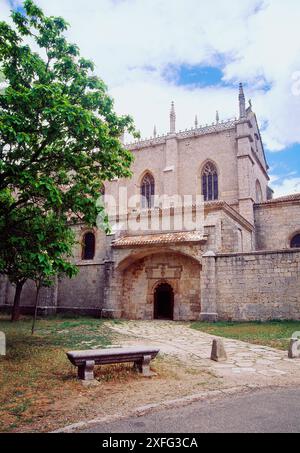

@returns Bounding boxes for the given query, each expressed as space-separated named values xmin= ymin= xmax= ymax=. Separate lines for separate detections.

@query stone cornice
xmin=217 ymin=248 xmax=300 ymax=258
xmin=204 ymin=200 xmax=254 ymax=231
xmin=254 ymin=193 xmax=300 ymax=208
xmin=236 ymin=133 xmax=254 ymax=142
xmin=75 ymin=260 xmax=105 ymax=266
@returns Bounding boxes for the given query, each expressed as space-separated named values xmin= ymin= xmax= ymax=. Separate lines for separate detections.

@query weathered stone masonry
xmin=215 ymin=250 xmax=300 ymax=321
xmin=1 ymin=85 xmax=300 ymax=321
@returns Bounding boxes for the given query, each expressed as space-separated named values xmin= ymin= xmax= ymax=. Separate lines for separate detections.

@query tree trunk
xmin=31 ymin=283 xmax=41 ymax=335
xmin=11 ymin=281 xmax=25 ymax=322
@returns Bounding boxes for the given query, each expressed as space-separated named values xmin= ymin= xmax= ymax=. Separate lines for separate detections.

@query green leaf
xmin=0 ymin=0 xmax=137 ymax=294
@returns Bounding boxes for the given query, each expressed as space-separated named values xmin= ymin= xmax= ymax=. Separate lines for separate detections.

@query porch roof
xmin=112 ymin=231 xmax=207 ymax=248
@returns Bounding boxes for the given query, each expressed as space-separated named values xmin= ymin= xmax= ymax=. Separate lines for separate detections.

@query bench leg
xmin=133 ymin=361 xmax=141 ymax=373
xmin=78 ymin=360 xmax=95 ymax=381
xmin=134 ymin=355 xmax=153 ymax=377
xmin=142 ymin=355 xmax=152 ymax=376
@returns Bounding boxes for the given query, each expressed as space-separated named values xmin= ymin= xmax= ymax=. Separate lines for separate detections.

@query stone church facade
xmin=1 ymin=84 xmax=300 ymax=321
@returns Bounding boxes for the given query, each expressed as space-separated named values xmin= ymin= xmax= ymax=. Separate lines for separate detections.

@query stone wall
xmin=254 ymin=200 xmax=300 ymax=250
xmin=57 ymin=264 xmax=104 ymax=314
xmin=215 ymin=249 xmax=300 ymax=321
xmin=0 ymin=225 xmax=109 ymax=316
xmin=4 ymin=278 xmax=58 ymax=315
xmin=2 ymin=264 xmax=105 ymax=316
xmin=2 ymin=248 xmax=300 ymax=321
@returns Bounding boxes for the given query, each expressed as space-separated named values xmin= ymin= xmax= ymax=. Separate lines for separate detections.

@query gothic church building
xmin=1 ymin=84 xmax=300 ymax=321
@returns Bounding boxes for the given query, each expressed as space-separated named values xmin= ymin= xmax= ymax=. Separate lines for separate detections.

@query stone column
xmin=102 ymin=260 xmax=123 ymax=318
xmin=200 ymin=251 xmax=218 ymax=322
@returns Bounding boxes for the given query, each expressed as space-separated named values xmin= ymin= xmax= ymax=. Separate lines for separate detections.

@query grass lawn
xmin=191 ymin=320 xmax=300 ymax=350
xmin=0 ymin=316 xmax=220 ymax=433
xmin=0 ymin=315 xmax=121 ymax=432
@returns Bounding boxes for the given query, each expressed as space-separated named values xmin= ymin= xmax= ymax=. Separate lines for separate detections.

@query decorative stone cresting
xmin=126 ymin=118 xmax=237 ymax=150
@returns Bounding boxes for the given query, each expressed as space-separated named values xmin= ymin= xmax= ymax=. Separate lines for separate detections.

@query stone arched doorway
xmin=119 ymin=251 xmax=201 ymax=320
xmin=154 ymin=283 xmax=174 ymax=320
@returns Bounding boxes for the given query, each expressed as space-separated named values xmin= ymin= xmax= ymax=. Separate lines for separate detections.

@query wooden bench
xmin=66 ymin=347 xmax=160 ymax=381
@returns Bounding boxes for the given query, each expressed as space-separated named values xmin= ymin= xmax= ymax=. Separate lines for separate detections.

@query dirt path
xmin=110 ymin=321 xmax=300 ymax=387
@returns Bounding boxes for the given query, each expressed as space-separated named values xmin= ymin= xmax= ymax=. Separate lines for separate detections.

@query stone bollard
xmin=211 ymin=339 xmax=227 ymax=362
xmin=288 ymin=338 xmax=300 ymax=359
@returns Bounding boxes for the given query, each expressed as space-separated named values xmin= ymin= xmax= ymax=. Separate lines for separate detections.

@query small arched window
xmin=291 ymin=234 xmax=300 ymax=249
xmin=82 ymin=232 xmax=96 ymax=260
xmin=141 ymin=173 xmax=155 ymax=208
xmin=202 ymin=162 xmax=218 ymax=201
xmin=256 ymin=180 xmax=263 ymax=203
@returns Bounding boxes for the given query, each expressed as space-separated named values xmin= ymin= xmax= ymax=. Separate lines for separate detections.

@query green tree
xmin=0 ymin=204 xmax=77 ymax=322
xmin=0 ymin=0 xmax=137 ymax=320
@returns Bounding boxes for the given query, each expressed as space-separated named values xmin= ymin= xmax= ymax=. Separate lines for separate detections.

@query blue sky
xmin=163 ymin=65 xmax=225 ymax=88
xmin=166 ymin=63 xmax=300 ymax=195
xmin=1 ymin=0 xmax=300 ymax=197
xmin=7 ymin=0 xmax=23 ymax=12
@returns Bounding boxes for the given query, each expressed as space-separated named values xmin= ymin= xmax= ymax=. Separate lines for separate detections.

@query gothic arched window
xmin=82 ymin=232 xmax=96 ymax=260
xmin=202 ymin=162 xmax=218 ymax=201
xmin=141 ymin=173 xmax=155 ymax=208
xmin=291 ymin=234 xmax=300 ymax=249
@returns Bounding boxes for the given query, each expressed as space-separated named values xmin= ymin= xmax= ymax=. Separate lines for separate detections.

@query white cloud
xmin=1 ymin=0 xmax=300 ymax=152
xmin=271 ymin=176 xmax=300 ymax=197
xmin=0 ymin=0 xmax=13 ymax=21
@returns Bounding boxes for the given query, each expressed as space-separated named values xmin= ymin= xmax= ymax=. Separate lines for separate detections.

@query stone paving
xmin=110 ymin=321 xmax=300 ymax=386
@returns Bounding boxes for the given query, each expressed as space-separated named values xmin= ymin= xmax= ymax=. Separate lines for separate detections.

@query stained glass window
xmin=141 ymin=173 xmax=155 ymax=208
xmin=202 ymin=162 xmax=218 ymax=201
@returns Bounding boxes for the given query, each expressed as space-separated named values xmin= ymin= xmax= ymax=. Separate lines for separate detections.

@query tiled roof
xmin=112 ymin=231 xmax=206 ymax=248
xmin=256 ymin=193 xmax=300 ymax=206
